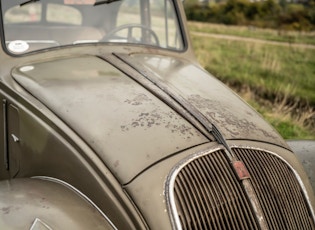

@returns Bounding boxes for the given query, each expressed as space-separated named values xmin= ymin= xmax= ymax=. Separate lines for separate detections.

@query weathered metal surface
xmin=0 ymin=0 xmax=314 ymax=228
xmin=11 ymin=55 xmax=208 ymax=183
xmin=0 ymin=178 xmax=115 ymax=229
xmin=116 ymin=53 xmax=289 ymax=148
xmin=287 ymin=140 xmax=315 ymax=194
xmin=104 ymin=54 xmax=215 ymax=141
xmin=233 ymin=146 xmax=315 ymax=229
xmin=242 ymin=179 xmax=269 ymax=230
xmin=232 ymin=161 xmax=250 ymax=180
xmin=166 ymin=145 xmax=315 ymax=230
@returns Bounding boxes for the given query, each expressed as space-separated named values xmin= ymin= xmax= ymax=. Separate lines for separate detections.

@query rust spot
xmin=122 ymin=109 xmax=156 ymax=129
xmin=120 ymin=125 xmax=128 ymax=131
xmin=124 ymin=94 xmax=152 ymax=106
xmin=1 ymin=207 xmax=10 ymax=215
xmin=121 ymin=108 xmax=198 ymax=139
xmin=187 ymin=94 xmax=279 ymax=140
xmin=232 ymin=161 xmax=250 ymax=180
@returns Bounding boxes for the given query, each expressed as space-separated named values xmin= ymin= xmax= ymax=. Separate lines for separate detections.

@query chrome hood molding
xmin=114 ymin=53 xmax=287 ymax=147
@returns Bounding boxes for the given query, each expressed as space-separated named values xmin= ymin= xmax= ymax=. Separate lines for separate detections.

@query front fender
xmin=0 ymin=177 xmax=115 ymax=229
xmin=287 ymin=140 xmax=315 ymax=194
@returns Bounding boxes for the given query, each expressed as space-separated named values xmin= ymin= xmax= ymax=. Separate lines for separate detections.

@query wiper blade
xmin=94 ymin=0 xmax=121 ymax=6
xmin=20 ymin=0 xmax=40 ymax=7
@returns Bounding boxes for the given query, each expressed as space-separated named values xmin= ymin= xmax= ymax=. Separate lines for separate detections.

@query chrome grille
xmin=233 ymin=148 xmax=315 ymax=230
xmin=170 ymin=148 xmax=315 ymax=230
xmin=173 ymin=149 xmax=259 ymax=229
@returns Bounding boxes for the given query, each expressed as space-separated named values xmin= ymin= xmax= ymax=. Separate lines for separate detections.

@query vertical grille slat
xmin=205 ymin=151 xmax=246 ymax=229
xmin=239 ymin=148 xmax=282 ymax=228
xmin=169 ymin=147 xmax=315 ymax=230
xmin=189 ymin=161 xmax=213 ymax=228
xmin=234 ymin=148 xmax=315 ymax=230
xmin=257 ymin=152 xmax=289 ymax=229
xmin=182 ymin=166 xmax=206 ymax=228
xmin=205 ymin=153 xmax=237 ymax=229
xmin=199 ymin=156 xmax=227 ymax=229
xmin=214 ymin=153 xmax=249 ymax=229
xmin=176 ymin=173 xmax=199 ymax=229
xmin=207 ymin=153 xmax=236 ymax=229
xmin=276 ymin=157 xmax=311 ymax=229
xmin=173 ymin=150 xmax=260 ymax=230
xmin=271 ymin=154 xmax=299 ymax=229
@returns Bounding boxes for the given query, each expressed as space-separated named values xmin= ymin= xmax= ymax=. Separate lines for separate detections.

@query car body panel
xmin=288 ymin=140 xmax=315 ymax=192
xmin=0 ymin=0 xmax=314 ymax=229
xmin=126 ymin=140 xmax=315 ymax=228
xmin=0 ymin=177 xmax=115 ymax=229
xmin=0 ymin=92 xmax=145 ymax=228
xmin=11 ymin=53 xmax=291 ymax=185
xmin=11 ymin=55 xmax=209 ymax=183
xmin=120 ymin=53 xmax=288 ymax=146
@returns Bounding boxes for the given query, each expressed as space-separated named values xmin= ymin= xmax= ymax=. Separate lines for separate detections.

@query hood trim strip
xmin=110 ymin=53 xmax=241 ymax=158
xmin=102 ymin=53 xmax=214 ymax=141
xmin=113 ymin=53 xmax=214 ymax=135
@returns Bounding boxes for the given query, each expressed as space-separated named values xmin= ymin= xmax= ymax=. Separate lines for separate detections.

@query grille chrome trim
xmin=166 ymin=146 xmax=315 ymax=230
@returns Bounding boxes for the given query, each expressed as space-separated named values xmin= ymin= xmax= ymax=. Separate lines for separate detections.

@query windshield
xmin=0 ymin=0 xmax=184 ymax=55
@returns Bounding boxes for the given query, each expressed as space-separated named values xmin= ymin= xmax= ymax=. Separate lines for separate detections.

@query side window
xmin=115 ymin=0 xmax=182 ymax=49
xmin=150 ymin=0 xmax=181 ymax=49
xmin=164 ymin=0 xmax=183 ymax=49
xmin=115 ymin=0 xmax=141 ymax=39
xmin=47 ymin=4 xmax=82 ymax=25
xmin=4 ymin=3 xmax=41 ymax=24
xmin=4 ymin=3 xmax=82 ymax=25
xmin=116 ymin=0 xmax=141 ymax=26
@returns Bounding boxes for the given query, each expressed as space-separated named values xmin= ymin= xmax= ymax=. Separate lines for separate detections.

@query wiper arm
xmin=94 ymin=0 xmax=121 ymax=6
xmin=20 ymin=0 xmax=40 ymax=7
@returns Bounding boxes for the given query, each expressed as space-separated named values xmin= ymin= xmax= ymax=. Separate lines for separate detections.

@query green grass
xmin=191 ymin=35 xmax=315 ymax=104
xmin=188 ymin=21 xmax=315 ymax=46
xmin=189 ymin=25 xmax=315 ymax=139
xmin=247 ymin=99 xmax=315 ymax=139
xmin=268 ymin=119 xmax=313 ymax=139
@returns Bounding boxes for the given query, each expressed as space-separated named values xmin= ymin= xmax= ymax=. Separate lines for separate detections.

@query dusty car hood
xmin=11 ymin=54 xmax=287 ymax=183
xmin=12 ymin=55 xmax=208 ymax=183
xmin=120 ymin=53 xmax=286 ymax=144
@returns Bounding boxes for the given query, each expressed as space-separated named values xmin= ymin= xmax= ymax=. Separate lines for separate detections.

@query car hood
xmin=11 ymin=54 xmax=287 ymax=184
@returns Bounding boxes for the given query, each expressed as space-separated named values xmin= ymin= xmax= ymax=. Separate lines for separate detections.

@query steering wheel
xmin=102 ymin=24 xmax=160 ymax=46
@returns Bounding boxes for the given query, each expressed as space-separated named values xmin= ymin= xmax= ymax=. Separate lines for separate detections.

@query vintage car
xmin=0 ymin=0 xmax=314 ymax=229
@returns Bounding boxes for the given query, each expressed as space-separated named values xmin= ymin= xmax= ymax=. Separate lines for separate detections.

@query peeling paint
xmin=1 ymin=207 xmax=10 ymax=215
xmin=187 ymin=94 xmax=279 ymax=140
xmin=114 ymin=160 xmax=120 ymax=168
xmin=120 ymin=108 xmax=196 ymax=139
xmin=124 ymin=94 xmax=152 ymax=106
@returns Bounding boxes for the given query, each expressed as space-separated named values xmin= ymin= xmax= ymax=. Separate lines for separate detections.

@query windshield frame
xmin=0 ymin=0 xmax=187 ymax=56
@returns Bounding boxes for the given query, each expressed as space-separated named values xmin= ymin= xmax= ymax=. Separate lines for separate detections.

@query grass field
xmin=188 ymin=21 xmax=315 ymax=46
xmin=188 ymin=22 xmax=315 ymax=139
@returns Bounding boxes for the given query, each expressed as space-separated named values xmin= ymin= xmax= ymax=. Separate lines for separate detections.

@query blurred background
xmin=183 ymin=0 xmax=315 ymax=139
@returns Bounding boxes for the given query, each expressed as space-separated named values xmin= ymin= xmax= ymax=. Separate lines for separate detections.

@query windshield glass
xmin=1 ymin=0 xmax=184 ymax=55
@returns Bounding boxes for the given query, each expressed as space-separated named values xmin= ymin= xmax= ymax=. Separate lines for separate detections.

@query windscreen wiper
xmin=94 ymin=0 xmax=121 ymax=6
xmin=20 ymin=0 xmax=40 ymax=7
